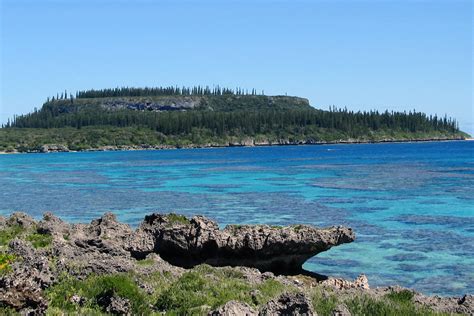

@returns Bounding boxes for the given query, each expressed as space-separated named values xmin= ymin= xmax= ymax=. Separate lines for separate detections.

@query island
xmin=0 ymin=86 xmax=469 ymax=153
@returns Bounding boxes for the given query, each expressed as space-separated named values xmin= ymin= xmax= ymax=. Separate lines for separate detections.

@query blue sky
xmin=1 ymin=0 xmax=472 ymax=134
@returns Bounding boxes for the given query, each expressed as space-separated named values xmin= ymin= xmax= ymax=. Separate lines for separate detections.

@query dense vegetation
xmin=8 ymin=103 xmax=459 ymax=135
xmin=42 ymin=266 xmax=446 ymax=316
xmin=75 ymin=85 xmax=264 ymax=99
xmin=0 ymin=86 xmax=467 ymax=152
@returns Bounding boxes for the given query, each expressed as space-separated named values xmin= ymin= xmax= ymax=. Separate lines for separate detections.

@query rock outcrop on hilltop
xmin=0 ymin=212 xmax=472 ymax=315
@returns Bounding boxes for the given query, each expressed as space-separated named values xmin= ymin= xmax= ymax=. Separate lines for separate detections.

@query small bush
xmin=310 ymin=287 xmax=338 ymax=315
xmin=0 ymin=225 xmax=24 ymax=247
xmin=26 ymin=232 xmax=53 ymax=249
xmin=386 ymin=289 xmax=414 ymax=303
xmin=0 ymin=305 xmax=19 ymax=316
xmin=253 ymin=279 xmax=286 ymax=305
xmin=293 ymin=224 xmax=304 ymax=232
xmin=47 ymin=274 xmax=150 ymax=315
xmin=166 ymin=213 xmax=189 ymax=225
xmin=346 ymin=295 xmax=441 ymax=316
xmin=155 ymin=266 xmax=287 ymax=314
xmin=136 ymin=258 xmax=155 ymax=266
xmin=0 ymin=253 xmax=16 ymax=275
xmin=155 ymin=272 xmax=211 ymax=313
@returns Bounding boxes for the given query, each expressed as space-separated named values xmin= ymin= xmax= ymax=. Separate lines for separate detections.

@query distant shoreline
xmin=0 ymin=136 xmax=468 ymax=155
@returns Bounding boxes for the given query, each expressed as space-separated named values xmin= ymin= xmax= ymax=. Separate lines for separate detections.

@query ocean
xmin=1 ymin=141 xmax=472 ymax=296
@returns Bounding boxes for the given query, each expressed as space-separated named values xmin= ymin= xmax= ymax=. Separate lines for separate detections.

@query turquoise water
xmin=1 ymin=141 xmax=473 ymax=296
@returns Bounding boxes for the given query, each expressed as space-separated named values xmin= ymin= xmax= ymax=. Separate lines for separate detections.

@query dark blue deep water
xmin=1 ymin=141 xmax=473 ymax=296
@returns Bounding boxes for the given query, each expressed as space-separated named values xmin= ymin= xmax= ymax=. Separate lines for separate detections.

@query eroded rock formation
xmin=0 ymin=212 xmax=472 ymax=315
xmin=127 ymin=213 xmax=355 ymax=273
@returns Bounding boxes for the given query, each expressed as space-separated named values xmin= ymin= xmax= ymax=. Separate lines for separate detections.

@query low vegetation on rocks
xmin=0 ymin=212 xmax=472 ymax=315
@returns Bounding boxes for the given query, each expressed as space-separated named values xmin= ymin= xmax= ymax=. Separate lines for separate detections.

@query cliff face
xmin=44 ymin=94 xmax=312 ymax=113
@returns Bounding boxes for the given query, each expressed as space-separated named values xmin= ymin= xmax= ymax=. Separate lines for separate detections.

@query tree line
xmin=73 ymin=86 xmax=264 ymax=99
xmin=5 ymin=105 xmax=459 ymax=137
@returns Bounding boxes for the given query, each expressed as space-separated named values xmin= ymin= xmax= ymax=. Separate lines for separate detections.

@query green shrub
xmin=155 ymin=272 xmax=211 ymax=313
xmin=26 ymin=232 xmax=53 ymax=249
xmin=346 ymin=295 xmax=442 ymax=316
xmin=47 ymin=274 xmax=150 ymax=315
xmin=0 ymin=224 xmax=24 ymax=248
xmin=0 ymin=305 xmax=19 ymax=316
xmin=166 ymin=213 xmax=189 ymax=225
xmin=310 ymin=287 xmax=338 ymax=315
xmin=0 ymin=253 xmax=16 ymax=275
xmin=252 ymin=279 xmax=286 ymax=305
xmin=385 ymin=289 xmax=414 ymax=303
xmin=155 ymin=264 xmax=288 ymax=314
xmin=135 ymin=258 xmax=155 ymax=266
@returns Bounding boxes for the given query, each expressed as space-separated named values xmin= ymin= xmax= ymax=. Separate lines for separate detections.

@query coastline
xmin=0 ymin=136 xmax=468 ymax=154
xmin=1 ymin=212 xmax=472 ymax=315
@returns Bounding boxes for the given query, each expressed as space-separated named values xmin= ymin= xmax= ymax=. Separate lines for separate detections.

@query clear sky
xmin=1 ymin=0 xmax=472 ymax=134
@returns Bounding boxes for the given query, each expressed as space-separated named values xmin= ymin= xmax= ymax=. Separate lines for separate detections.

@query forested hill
xmin=0 ymin=86 xmax=468 ymax=153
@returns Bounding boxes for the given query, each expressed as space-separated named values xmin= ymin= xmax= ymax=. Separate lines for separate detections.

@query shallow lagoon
xmin=1 ymin=141 xmax=473 ymax=296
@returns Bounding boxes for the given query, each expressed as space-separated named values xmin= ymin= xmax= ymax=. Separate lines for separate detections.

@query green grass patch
xmin=46 ymin=273 xmax=150 ymax=315
xmin=0 ymin=253 xmax=16 ymax=275
xmin=166 ymin=213 xmax=189 ymax=225
xmin=136 ymin=258 xmax=155 ymax=266
xmin=26 ymin=232 xmax=53 ymax=249
xmin=155 ymin=265 xmax=287 ymax=314
xmin=346 ymin=295 xmax=444 ymax=316
xmin=0 ymin=224 xmax=24 ymax=248
xmin=0 ymin=305 xmax=19 ymax=316
xmin=293 ymin=225 xmax=304 ymax=232
xmin=309 ymin=287 xmax=338 ymax=315
xmin=385 ymin=289 xmax=414 ymax=303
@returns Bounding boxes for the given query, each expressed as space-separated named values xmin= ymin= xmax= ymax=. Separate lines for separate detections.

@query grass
xmin=345 ymin=294 xmax=447 ymax=316
xmin=155 ymin=265 xmax=287 ymax=314
xmin=385 ymin=289 xmax=414 ymax=303
xmin=166 ymin=213 xmax=189 ymax=225
xmin=135 ymin=258 xmax=155 ymax=266
xmin=0 ymin=305 xmax=19 ymax=316
xmin=46 ymin=273 xmax=150 ymax=315
xmin=26 ymin=232 xmax=53 ymax=249
xmin=0 ymin=224 xmax=24 ymax=248
xmin=293 ymin=224 xmax=304 ymax=232
xmin=23 ymin=262 xmax=458 ymax=315
xmin=0 ymin=253 xmax=16 ymax=275
xmin=309 ymin=287 xmax=338 ymax=315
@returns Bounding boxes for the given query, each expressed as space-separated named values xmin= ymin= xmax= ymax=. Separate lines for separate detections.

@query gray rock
xmin=37 ymin=212 xmax=69 ymax=236
xmin=72 ymin=212 xmax=132 ymax=257
xmin=0 ymin=240 xmax=53 ymax=314
xmin=260 ymin=292 xmax=315 ymax=316
xmin=70 ymin=294 xmax=87 ymax=306
xmin=321 ymin=274 xmax=370 ymax=290
xmin=332 ymin=304 xmax=351 ymax=316
xmin=98 ymin=293 xmax=131 ymax=315
xmin=39 ymin=144 xmax=69 ymax=153
xmin=7 ymin=212 xmax=35 ymax=229
xmin=414 ymin=293 xmax=474 ymax=315
xmin=127 ymin=213 xmax=355 ymax=274
xmin=209 ymin=300 xmax=258 ymax=316
xmin=0 ymin=215 xmax=6 ymax=229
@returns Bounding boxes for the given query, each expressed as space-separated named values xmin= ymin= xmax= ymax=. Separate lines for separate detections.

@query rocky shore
xmin=0 ymin=212 xmax=472 ymax=315
xmin=1 ymin=136 xmax=467 ymax=154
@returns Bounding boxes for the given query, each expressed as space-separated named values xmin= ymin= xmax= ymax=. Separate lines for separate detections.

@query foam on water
xmin=1 ymin=141 xmax=473 ymax=295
